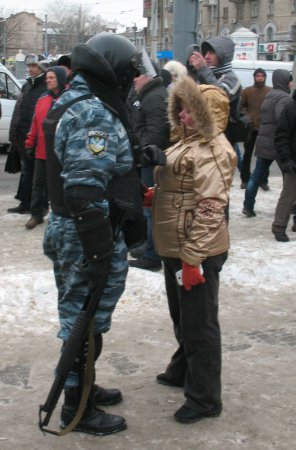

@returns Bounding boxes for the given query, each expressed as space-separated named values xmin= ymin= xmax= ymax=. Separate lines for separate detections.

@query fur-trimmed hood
xmin=168 ymin=76 xmax=230 ymax=141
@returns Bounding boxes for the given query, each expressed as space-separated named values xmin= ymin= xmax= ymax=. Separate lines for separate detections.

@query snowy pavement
xmin=1 ymin=163 xmax=295 ymax=335
xmin=0 ymin=155 xmax=296 ymax=449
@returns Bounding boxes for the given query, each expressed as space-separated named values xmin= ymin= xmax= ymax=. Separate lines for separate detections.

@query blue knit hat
xmin=47 ymin=66 xmax=67 ymax=91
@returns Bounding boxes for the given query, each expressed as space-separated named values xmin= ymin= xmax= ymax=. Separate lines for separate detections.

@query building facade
xmin=0 ymin=12 xmax=43 ymax=58
xmin=143 ymin=0 xmax=296 ymax=62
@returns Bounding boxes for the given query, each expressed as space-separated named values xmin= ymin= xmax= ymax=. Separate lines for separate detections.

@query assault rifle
xmin=38 ymin=282 xmax=103 ymax=436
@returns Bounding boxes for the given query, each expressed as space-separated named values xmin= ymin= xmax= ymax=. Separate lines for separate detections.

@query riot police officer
xmin=42 ymin=33 xmax=142 ymax=436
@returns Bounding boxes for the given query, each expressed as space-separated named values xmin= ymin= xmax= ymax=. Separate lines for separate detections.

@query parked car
xmin=232 ymin=59 xmax=296 ymax=88
xmin=0 ymin=63 xmax=22 ymax=148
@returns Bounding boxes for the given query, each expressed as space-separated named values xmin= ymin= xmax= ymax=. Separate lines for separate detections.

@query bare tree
xmin=45 ymin=0 xmax=121 ymax=55
xmin=0 ymin=12 xmax=24 ymax=58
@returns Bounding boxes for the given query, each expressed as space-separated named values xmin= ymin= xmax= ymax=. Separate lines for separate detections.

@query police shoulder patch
xmin=87 ymin=130 xmax=108 ymax=156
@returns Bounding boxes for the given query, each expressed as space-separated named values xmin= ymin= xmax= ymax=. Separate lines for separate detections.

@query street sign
xmin=156 ymin=50 xmax=173 ymax=59
xmin=259 ymin=43 xmax=278 ymax=53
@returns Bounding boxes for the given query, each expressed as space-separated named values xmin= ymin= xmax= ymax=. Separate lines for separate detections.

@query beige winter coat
xmin=153 ymin=77 xmax=237 ymax=266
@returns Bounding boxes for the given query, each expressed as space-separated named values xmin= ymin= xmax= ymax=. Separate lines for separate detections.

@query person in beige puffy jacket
xmin=152 ymin=76 xmax=237 ymax=424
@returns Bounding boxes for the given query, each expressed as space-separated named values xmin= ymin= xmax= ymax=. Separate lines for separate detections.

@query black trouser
xmin=30 ymin=158 xmax=48 ymax=219
xmin=241 ymin=130 xmax=269 ymax=185
xmin=241 ymin=130 xmax=258 ymax=183
xmin=162 ymin=252 xmax=227 ymax=413
xmin=16 ymin=154 xmax=35 ymax=209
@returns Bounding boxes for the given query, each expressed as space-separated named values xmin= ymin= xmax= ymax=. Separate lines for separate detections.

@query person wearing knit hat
xmin=163 ymin=60 xmax=187 ymax=83
xmin=57 ymin=54 xmax=72 ymax=81
xmin=47 ymin=66 xmax=67 ymax=93
xmin=240 ymin=68 xmax=272 ymax=190
xmin=24 ymin=66 xmax=68 ymax=229
xmin=57 ymin=54 xmax=71 ymax=69
xmin=7 ymin=55 xmax=48 ymax=215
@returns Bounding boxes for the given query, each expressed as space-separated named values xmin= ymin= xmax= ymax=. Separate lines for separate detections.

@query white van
xmin=0 ymin=63 xmax=22 ymax=147
xmin=232 ymin=59 xmax=296 ymax=88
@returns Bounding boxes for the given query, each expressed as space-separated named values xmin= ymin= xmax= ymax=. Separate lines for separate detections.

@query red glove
xmin=182 ymin=261 xmax=206 ymax=291
xmin=143 ymin=187 xmax=155 ymax=207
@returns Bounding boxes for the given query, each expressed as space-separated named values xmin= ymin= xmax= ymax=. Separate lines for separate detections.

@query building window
xmin=223 ymin=7 xmax=229 ymax=20
xmin=267 ymin=0 xmax=274 ymax=16
xmin=293 ymin=0 xmax=296 ymax=13
xmin=198 ymin=11 xmax=202 ymax=25
xmin=237 ymin=4 xmax=244 ymax=20
xmin=164 ymin=36 xmax=169 ymax=51
xmin=251 ymin=1 xmax=258 ymax=18
xmin=266 ymin=26 xmax=274 ymax=41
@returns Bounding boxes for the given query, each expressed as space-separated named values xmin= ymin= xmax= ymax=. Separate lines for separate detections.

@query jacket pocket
xmin=174 ymin=193 xmax=195 ymax=244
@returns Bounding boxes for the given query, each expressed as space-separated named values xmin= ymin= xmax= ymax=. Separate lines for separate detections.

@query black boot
xmin=272 ymin=230 xmax=289 ymax=242
xmin=60 ymin=387 xmax=127 ymax=436
xmin=92 ymin=334 xmax=123 ymax=407
xmin=93 ymin=384 xmax=122 ymax=406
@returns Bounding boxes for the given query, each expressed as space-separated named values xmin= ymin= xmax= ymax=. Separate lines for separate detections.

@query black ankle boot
xmin=60 ymin=387 xmax=127 ymax=435
xmin=93 ymin=384 xmax=122 ymax=406
xmin=272 ymin=230 xmax=289 ymax=242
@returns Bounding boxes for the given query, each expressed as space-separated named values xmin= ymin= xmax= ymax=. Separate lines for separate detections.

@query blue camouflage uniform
xmin=43 ymin=74 xmax=133 ymax=351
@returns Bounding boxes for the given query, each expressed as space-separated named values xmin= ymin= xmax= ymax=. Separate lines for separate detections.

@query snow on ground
xmin=0 ymin=170 xmax=295 ymax=336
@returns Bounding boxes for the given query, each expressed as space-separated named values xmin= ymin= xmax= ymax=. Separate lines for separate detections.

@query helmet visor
xmin=136 ymin=48 xmax=157 ymax=78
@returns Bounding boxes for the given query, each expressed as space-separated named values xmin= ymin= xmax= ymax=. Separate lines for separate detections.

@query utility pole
xmin=150 ymin=0 xmax=158 ymax=60
xmin=44 ymin=14 xmax=48 ymax=56
xmin=77 ymin=5 xmax=84 ymax=43
xmin=133 ymin=23 xmax=137 ymax=46
xmin=173 ymin=0 xmax=199 ymax=64
xmin=2 ymin=21 xmax=7 ymax=58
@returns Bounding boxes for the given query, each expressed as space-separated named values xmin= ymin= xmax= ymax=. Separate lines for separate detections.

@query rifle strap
xmin=50 ymin=318 xmax=95 ymax=436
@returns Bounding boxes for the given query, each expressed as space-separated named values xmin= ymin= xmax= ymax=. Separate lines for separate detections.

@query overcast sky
xmin=3 ymin=0 xmax=147 ymax=28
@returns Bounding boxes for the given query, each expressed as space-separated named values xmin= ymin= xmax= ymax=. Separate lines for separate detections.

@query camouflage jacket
xmin=53 ymin=74 xmax=133 ymax=215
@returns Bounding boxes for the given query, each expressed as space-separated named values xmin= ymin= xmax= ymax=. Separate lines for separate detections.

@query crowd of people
xmin=2 ymin=32 xmax=296 ymax=438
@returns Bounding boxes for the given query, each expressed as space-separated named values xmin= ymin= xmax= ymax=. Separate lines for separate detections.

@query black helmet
xmin=72 ymin=32 xmax=140 ymax=100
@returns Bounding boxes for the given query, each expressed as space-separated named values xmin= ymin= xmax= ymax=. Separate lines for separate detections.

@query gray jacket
xmin=255 ymin=69 xmax=292 ymax=160
xmin=195 ymin=37 xmax=241 ymax=120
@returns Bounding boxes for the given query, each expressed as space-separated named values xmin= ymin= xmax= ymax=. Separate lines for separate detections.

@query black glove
xmin=25 ymin=148 xmax=36 ymax=160
xmin=280 ymin=160 xmax=296 ymax=174
xmin=137 ymin=145 xmax=167 ymax=167
xmin=75 ymin=209 xmax=113 ymax=290
xmin=64 ymin=186 xmax=114 ymax=289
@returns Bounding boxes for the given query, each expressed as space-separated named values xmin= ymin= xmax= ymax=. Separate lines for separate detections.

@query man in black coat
xmin=129 ymin=59 xmax=170 ymax=271
xmin=272 ymin=90 xmax=296 ymax=242
xmin=7 ymin=55 xmax=49 ymax=214
xmin=242 ymin=69 xmax=292 ymax=218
